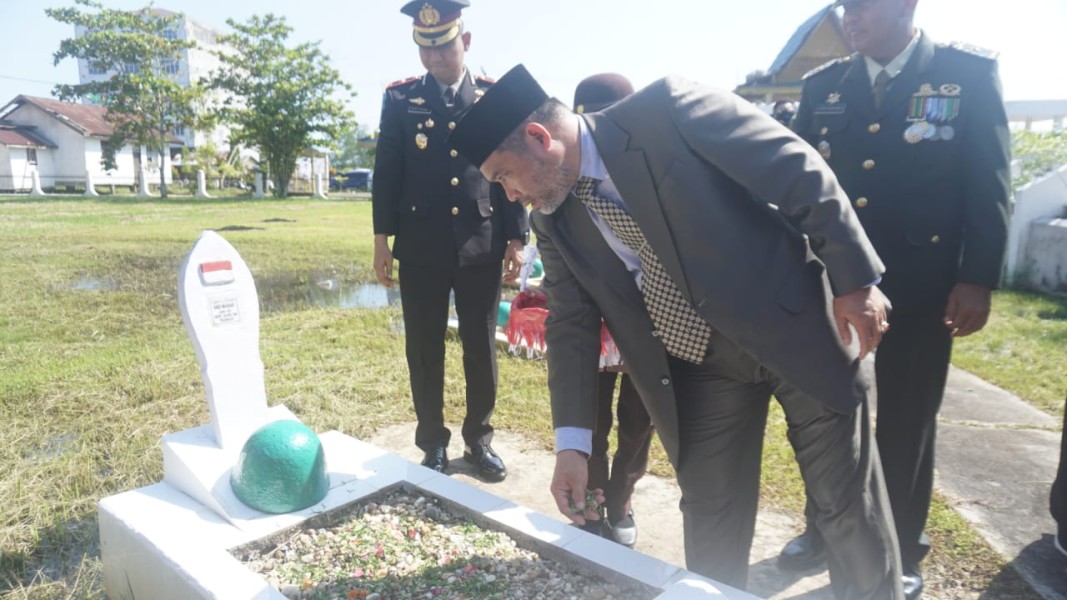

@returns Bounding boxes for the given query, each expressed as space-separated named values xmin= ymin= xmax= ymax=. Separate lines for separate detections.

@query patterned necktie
xmin=574 ymin=176 xmax=712 ymax=363
xmin=873 ymin=69 xmax=891 ymax=110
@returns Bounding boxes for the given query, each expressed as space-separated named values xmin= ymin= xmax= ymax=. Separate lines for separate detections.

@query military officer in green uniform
xmin=780 ymin=0 xmax=1011 ymax=597
xmin=372 ymin=0 xmax=529 ymax=482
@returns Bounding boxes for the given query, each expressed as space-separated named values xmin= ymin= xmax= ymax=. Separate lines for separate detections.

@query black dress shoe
xmin=420 ymin=446 xmax=448 ymax=473
xmin=902 ymin=567 xmax=923 ymax=600
xmin=463 ymin=443 xmax=507 ymax=482
xmin=606 ymin=511 xmax=638 ymax=547
xmin=777 ymin=529 xmax=827 ymax=571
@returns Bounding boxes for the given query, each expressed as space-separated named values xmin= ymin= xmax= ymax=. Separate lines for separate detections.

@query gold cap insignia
xmin=418 ymin=3 xmax=440 ymax=26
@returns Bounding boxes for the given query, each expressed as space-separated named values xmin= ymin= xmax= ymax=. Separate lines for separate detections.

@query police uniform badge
xmin=905 ymin=82 xmax=962 ymax=144
xmin=815 ymin=91 xmax=846 ymax=115
xmin=415 ymin=132 xmax=428 ymax=150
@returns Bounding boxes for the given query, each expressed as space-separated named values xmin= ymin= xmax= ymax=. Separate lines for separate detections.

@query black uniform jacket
xmin=793 ymin=33 xmax=1010 ymax=316
xmin=373 ymin=70 xmax=528 ymax=267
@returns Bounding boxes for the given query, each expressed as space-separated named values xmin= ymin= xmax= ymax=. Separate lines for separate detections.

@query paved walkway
xmin=368 ymin=363 xmax=1067 ymax=599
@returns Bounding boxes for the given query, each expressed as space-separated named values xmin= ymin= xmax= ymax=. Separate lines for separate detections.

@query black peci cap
xmin=573 ymin=72 xmax=634 ymax=114
xmin=449 ymin=64 xmax=548 ymax=168
xmin=400 ymin=0 xmax=469 ymax=47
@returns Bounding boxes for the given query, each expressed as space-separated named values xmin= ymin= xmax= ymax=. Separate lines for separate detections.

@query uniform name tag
xmin=814 ymin=104 xmax=846 ymax=115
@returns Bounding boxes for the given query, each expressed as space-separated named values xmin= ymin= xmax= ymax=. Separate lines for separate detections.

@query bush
xmin=1012 ymin=130 xmax=1067 ymax=191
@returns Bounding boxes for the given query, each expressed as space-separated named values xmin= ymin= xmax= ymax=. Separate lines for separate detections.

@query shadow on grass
xmin=0 ymin=514 xmax=102 ymax=596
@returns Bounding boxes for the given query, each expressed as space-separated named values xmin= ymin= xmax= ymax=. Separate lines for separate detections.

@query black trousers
xmin=1051 ymin=404 xmax=1067 ymax=534
xmin=587 ymin=371 xmax=655 ymax=523
xmin=803 ymin=314 xmax=952 ymax=570
xmin=398 ymin=261 xmax=501 ymax=452
xmin=673 ymin=333 xmax=902 ymax=598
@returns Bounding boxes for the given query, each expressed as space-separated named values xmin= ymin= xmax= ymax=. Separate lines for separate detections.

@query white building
xmin=0 ymin=95 xmax=177 ymax=192
xmin=75 ymin=8 xmax=228 ymax=152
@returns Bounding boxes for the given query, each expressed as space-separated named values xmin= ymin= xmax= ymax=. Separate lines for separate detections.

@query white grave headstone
xmin=178 ymin=230 xmax=268 ymax=450
xmin=84 ymin=170 xmax=100 ymax=196
xmin=139 ymin=168 xmax=152 ymax=196
xmin=253 ymin=172 xmax=265 ymax=198
xmin=30 ymin=170 xmax=45 ymax=195
xmin=196 ymin=169 xmax=212 ymax=198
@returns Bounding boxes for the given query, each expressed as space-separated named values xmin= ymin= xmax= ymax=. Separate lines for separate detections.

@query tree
xmin=333 ymin=126 xmax=377 ymax=171
xmin=47 ymin=0 xmax=203 ymax=198
xmin=208 ymin=14 xmax=355 ymax=198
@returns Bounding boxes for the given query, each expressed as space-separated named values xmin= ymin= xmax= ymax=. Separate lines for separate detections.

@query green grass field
xmin=0 ymin=195 xmax=1058 ymax=598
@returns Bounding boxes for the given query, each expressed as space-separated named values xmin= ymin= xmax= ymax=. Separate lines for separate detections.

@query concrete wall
xmin=1007 ymin=164 xmax=1067 ymax=285
xmin=1022 ymin=218 xmax=1067 ymax=293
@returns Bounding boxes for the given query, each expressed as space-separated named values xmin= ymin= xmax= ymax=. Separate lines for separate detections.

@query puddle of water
xmin=24 ymin=432 xmax=79 ymax=464
xmin=257 ymin=274 xmax=404 ymax=313
xmin=69 ymin=276 xmax=117 ymax=292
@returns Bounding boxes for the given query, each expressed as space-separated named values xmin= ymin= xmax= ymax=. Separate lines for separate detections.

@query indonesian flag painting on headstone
xmin=199 ymin=260 xmax=235 ymax=286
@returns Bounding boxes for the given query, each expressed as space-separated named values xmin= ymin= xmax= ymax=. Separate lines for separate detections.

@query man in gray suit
xmin=450 ymin=64 xmax=903 ymax=598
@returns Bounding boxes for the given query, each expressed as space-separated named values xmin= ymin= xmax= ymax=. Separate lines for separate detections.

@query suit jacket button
xmin=930 ymin=234 xmax=941 ymax=244
xmin=863 ymin=159 xmax=876 ymax=170
xmin=868 ymin=123 xmax=881 ymax=133
xmin=411 ymin=206 xmax=417 ymax=212
xmin=450 ymin=177 xmax=459 ymax=186
xmin=450 ymin=149 xmax=458 ymax=158
xmin=451 ymin=207 xmax=459 ymax=216
xmin=448 ymin=121 xmax=456 ymax=130
xmin=660 ymin=377 xmax=671 ymax=386
xmin=855 ymin=197 xmax=868 ymax=208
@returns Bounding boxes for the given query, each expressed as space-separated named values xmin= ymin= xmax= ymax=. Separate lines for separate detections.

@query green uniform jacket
xmin=793 ymin=33 xmax=1010 ymax=316
xmin=372 ymin=70 xmax=528 ymax=267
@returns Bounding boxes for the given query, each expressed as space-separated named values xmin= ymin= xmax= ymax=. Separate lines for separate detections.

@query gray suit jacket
xmin=533 ymin=76 xmax=884 ymax=466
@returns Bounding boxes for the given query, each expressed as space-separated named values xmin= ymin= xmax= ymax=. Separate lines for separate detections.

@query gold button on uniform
xmin=930 ymin=235 xmax=941 ymax=244
xmin=855 ymin=197 xmax=868 ymax=208
xmin=868 ymin=123 xmax=881 ymax=133
xmin=450 ymin=149 xmax=458 ymax=158
xmin=820 ymin=127 xmax=829 ymax=136
xmin=448 ymin=121 xmax=456 ymax=130
xmin=450 ymin=177 xmax=459 ymax=186
xmin=863 ymin=159 xmax=876 ymax=170
xmin=451 ymin=207 xmax=459 ymax=216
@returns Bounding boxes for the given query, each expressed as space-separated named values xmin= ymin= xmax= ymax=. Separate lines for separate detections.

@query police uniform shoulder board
xmin=387 ymin=75 xmax=420 ymax=89
xmin=941 ymin=41 xmax=999 ymax=61
xmin=803 ymin=55 xmax=853 ymax=80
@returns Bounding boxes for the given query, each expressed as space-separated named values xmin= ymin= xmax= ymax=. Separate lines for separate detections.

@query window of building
xmin=87 ymin=62 xmax=107 ymax=75
xmin=161 ymin=59 xmax=180 ymax=75
xmin=27 ymin=148 xmax=38 ymax=165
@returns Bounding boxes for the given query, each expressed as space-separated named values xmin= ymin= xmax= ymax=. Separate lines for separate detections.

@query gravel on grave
xmin=234 ymin=488 xmax=659 ymax=600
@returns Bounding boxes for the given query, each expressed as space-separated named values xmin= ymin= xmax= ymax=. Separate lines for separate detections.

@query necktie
xmin=443 ymin=87 xmax=456 ymax=111
xmin=574 ymin=177 xmax=712 ymax=364
xmin=873 ymin=69 xmax=891 ymax=110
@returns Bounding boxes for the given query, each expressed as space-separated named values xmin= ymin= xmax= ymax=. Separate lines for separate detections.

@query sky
xmin=1 ymin=0 xmax=1065 ymax=133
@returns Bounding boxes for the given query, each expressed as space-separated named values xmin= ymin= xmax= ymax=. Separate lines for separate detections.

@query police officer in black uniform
xmin=780 ymin=0 xmax=1011 ymax=597
xmin=372 ymin=0 xmax=528 ymax=482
